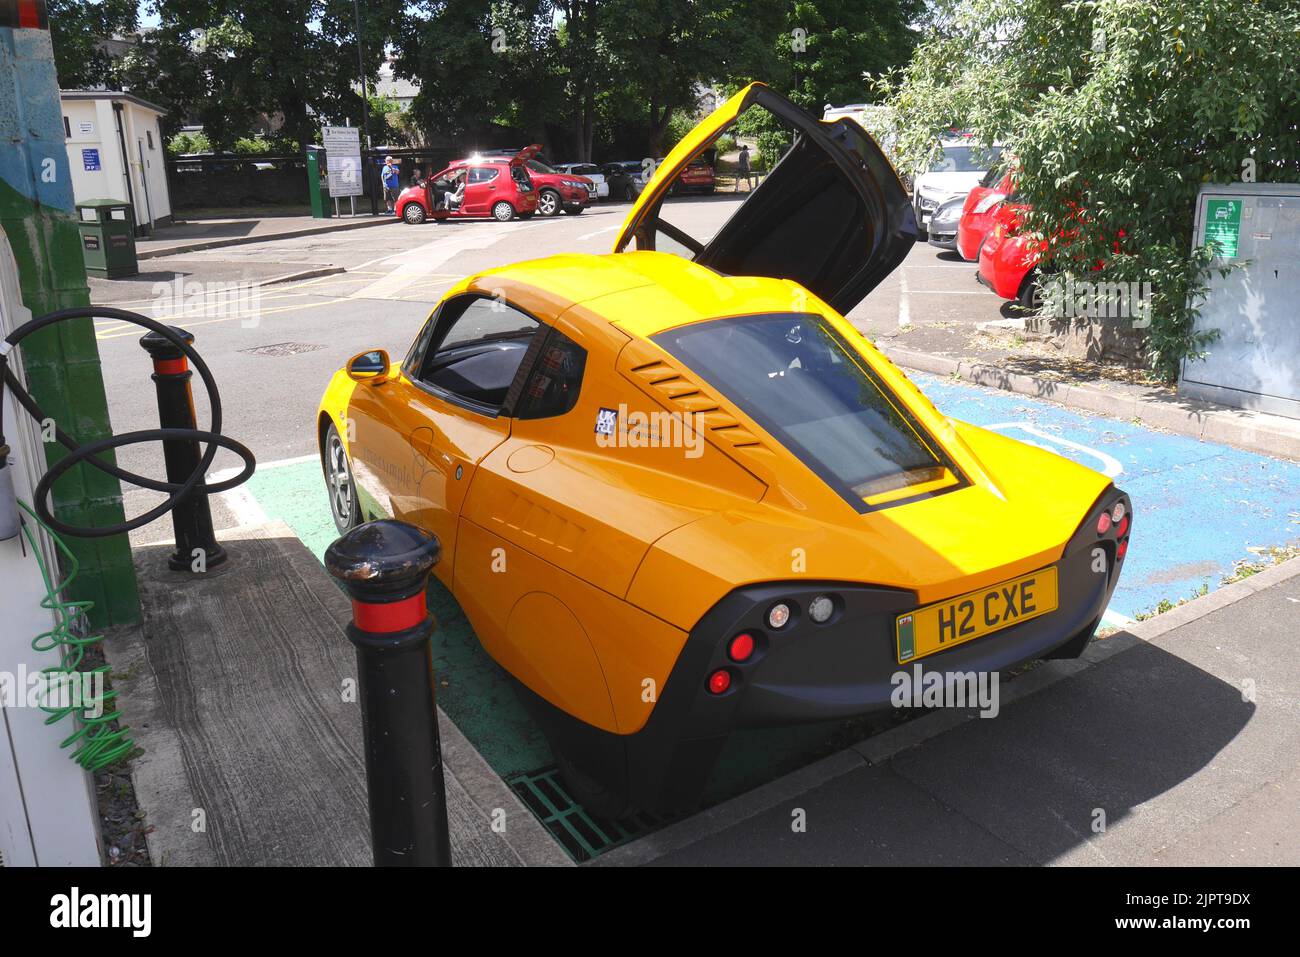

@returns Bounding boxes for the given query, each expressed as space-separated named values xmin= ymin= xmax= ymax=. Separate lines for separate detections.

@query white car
xmin=555 ymin=163 xmax=609 ymax=199
xmin=912 ymin=139 xmax=1003 ymax=235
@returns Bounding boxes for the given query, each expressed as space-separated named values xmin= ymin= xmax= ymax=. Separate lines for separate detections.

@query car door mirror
xmin=347 ymin=349 xmax=391 ymax=382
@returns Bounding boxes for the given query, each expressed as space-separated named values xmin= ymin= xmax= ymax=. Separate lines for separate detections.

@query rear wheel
xmin=537 ymin=189 xmax=560 ymax=217
xmin=563 ymin=204 xmax=585 ymax=215
xmin=401 ymin=203 xmax=426 ymax=224
xmin=492 ymin=201 xmax=515 ymax=222
xmin=623 ymin=184 xmax=636 ymax=201
xmin=321 ymin=422 xmax=360 ymax=534
xmin=555 ymin=749 xmax=634 ymax=822
xmin=1017 ymin=269 xmax=1044 ymax=312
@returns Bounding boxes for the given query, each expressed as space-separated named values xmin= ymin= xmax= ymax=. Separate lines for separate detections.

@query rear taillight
xmin=707 ymin=669 xmax=732 ymax=695
xmin=728 ymin=633 xmax=755 ymax=662
xmin=1097 ymin=512 xmax=1112 ymax=535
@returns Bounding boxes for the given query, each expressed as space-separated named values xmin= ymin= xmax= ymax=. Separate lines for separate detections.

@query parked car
xmin=555 ymin=163 xmax=609 ymax=199
xmin=957 ymin=167 xmax=1015 ymax=262
xmin=601 ymin=161 xmax=651 ymax=200
xmin=661 ymin=156 xmax=716 ymax=194
xmin=476 ymin=148 xmax=595 ymax=216
xmin=394 ymin=147 xmax=539 ymax=224
xmin=912 ymin=138 xmax=1003 ymax=236
xmin=977 ymin=200 xmax=1045 ymax=309
xmin=320 ymin=82 xmax=1130 ymax=817
xmin=926 ymin=196 xmax=966 ymax=251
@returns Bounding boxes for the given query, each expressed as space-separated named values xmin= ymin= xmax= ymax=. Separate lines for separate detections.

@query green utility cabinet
xmin=76 ymin=199 xmax=139 ymax=278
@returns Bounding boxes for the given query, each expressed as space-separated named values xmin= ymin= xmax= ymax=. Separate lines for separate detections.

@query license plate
xmin=896 ymin=567 xmax=1058 ymax=664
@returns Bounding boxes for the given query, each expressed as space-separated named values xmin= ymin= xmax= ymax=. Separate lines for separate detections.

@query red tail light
xmin=707 ymin=669 xmax=732 ymax=695
xmin=1097 ymin=512 xmax=1112 ymax=535
xmin=728 ymin=633 xmax=755 ymax=662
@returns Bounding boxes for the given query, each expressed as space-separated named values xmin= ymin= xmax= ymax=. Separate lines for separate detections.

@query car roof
xmin=461 ymin=251 xmax=802 ymax=340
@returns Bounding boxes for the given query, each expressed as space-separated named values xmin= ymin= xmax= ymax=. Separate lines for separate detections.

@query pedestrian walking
xmin=735 ymin=144 xmax=756 ymax=192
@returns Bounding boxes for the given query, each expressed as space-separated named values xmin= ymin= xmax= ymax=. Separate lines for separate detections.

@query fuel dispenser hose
xmin=0 ymin=306 xmax=257 ymax=771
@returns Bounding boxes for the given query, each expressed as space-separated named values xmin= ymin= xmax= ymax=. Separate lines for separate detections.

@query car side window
xmin=515 ymin=327 xmax=587 ymax=419
xmin=416 ymin=296 xmax=540 ymax=412
xmin=469 ymin=166 xmax=498 ymax=184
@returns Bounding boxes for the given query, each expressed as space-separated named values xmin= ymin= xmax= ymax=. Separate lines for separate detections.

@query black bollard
xmin=324 ymin=519 xmax=451 ymax=867
xmin=139 ymin=327 xmax=226 ymax=572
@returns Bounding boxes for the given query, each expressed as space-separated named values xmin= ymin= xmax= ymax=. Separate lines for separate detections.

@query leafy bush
xmin=167 ymin=131 xmax=211 ymax=156
xmin=877 ymin=0 xmax=1300 ymax=380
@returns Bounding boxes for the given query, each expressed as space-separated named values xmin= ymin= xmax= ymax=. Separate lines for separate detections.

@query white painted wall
xmin=0 ymin=234 xmax=103 ymax=867
xmin=62 ymin=97 xmax=171 ymax=229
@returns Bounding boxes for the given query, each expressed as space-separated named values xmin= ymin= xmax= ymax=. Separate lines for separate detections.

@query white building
xmin=60 ymin=91 xmax=172 ymax=233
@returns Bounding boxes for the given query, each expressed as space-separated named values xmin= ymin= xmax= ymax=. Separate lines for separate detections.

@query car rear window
xmin=653 ymin=313 xmax=964 ymax=510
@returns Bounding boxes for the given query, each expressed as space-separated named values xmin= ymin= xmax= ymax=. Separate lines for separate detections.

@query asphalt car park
xmin=84 ymin=158 xmax=1298 ymax=858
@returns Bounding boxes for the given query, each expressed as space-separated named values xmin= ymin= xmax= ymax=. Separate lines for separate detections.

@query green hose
xmin=16 ymin=499 xmax=135 ymax=771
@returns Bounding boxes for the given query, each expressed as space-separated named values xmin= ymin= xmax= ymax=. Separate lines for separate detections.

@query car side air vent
xmin=619 ymin=345 xmax=778 ymax=468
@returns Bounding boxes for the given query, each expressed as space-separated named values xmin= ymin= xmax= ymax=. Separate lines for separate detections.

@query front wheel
xmin=321 ymin=422 xmax=361 ymax=534
xmin=492 ymin=201 xmax=515 ymax=222
xmin=401 ymin=203 xmax=426 ymax=224
xmin=537 ymin=189 xmax=560 ymax=217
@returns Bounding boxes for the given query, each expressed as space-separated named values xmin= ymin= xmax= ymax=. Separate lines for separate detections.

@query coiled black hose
xmin=0 ymin=305 xmax=255 ymax=537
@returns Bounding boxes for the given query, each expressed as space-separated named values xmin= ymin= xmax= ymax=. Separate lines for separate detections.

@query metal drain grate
xmin=507 ymin=765 xmax=671 ymax=862
xmin=238 ymin=342 xmax=326 ymax=357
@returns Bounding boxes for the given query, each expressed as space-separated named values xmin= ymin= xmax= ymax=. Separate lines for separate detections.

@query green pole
xmin=0 ymin=4 xmax=140 ymax=625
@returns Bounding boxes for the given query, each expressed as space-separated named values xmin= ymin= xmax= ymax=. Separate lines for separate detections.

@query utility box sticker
xmin=81 ymin=148 xmax=100 ymax=172
xmin=1204 ymin=199 xmax=1241 ymax=258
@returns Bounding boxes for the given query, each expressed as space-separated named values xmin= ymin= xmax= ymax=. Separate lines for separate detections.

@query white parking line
xmin=577 ymin=224 xmax=620 ymax=242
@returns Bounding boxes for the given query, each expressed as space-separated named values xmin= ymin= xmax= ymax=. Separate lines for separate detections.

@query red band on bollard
xmin=352 ymin=592 xmax=427 ymax=633
xmin=153 ymin=357 xmax=189 ymax=376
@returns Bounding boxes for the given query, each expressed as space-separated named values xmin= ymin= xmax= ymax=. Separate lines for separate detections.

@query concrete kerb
xmin=880 ymin=346 xmax=1300 ymax=461
xmin=592 ymin=557 xmax=1299 ymax=868
xmin=137 ymin=216 xmax=398 ymax=260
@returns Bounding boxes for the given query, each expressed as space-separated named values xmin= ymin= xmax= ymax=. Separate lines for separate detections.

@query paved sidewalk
xmin=137 ymin=213 xmax=395 ymax=259
xmin=105 ymin=520 xmax=571 ymax=867
xmin=596 ymin=558 xmax=1300 ymax=866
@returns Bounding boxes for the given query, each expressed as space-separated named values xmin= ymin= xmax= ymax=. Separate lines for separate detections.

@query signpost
xmin=322 ymin=125 xmax=363 ymax=217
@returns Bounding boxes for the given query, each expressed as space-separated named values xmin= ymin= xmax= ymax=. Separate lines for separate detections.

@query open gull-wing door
xmin=613 ymin=83 xmax=917 ymax=315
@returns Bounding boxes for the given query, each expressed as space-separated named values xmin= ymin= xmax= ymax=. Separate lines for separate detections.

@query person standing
xmin=381 ymin=156 xmax=401 ymax=213
xmin=735 ymin=144 xmax=755 ymax=192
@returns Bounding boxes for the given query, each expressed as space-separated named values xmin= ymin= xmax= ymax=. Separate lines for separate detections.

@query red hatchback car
xmin=396 ymin=146 xmax=540 ymax=224
xmin=957 ymin=167 xmax=1015 ymax=262
xmin=977 ymin=200 xmax=1043 ymax=308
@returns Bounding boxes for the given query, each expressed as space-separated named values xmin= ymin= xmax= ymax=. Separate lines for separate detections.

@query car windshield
xmin=930 ymin=145 xmax=1001 ymax=173
xmin=654 ymin=313 xmax=963 ymax=509
xmin=526 ymin=159 xmax=557 ymax=174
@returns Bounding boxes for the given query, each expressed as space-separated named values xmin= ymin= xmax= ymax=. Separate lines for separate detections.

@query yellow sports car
xmin=317 ymin=83 xmax=1131 ymax=817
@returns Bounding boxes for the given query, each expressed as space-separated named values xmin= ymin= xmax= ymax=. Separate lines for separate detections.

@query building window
xmin=146 ymin=130 xmax=154 ymax=150
xmin=63 ymin=116 xmax=70 ymax=139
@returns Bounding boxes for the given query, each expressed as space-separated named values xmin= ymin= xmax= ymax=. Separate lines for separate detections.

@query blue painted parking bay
xmin=914 ymin=372 xmax=1300 ymax=620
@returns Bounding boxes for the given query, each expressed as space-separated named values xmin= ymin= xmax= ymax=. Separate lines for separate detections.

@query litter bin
xmin=76 ymin=199 xmax=139 ymax=279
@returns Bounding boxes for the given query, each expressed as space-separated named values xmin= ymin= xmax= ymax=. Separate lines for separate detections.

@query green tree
xmin=47 ymin=0 xmax=139 ymax=89
xmin=879 ymin=0 xmax=1300 ymax=380
xmin=125 ymin=0 xmax=402 ymax=150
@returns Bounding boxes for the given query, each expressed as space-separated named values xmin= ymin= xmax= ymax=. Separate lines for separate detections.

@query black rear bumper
xmin=524 ymin=488 xmax=1130 ymax=814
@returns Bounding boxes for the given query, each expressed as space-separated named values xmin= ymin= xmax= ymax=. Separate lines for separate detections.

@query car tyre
xmin=563 ymin=204 xmax=585 ymax=215
xmin=492 ymin=201 xmax=515 ymax=222
xmin=322 ymin=422 xmax=361 ymax=535
xmin=1017 ymin=268 xmax=1044 ymax=312
xmin=537 ymin=189 xmax=561 ymax=217
xmin=624 ymin=184 xmax=636 ymax=201
xmin=401 ymin=203 xmax=426 ymax=225
xmin=554 ymin=749 xmax=634 ymax=822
